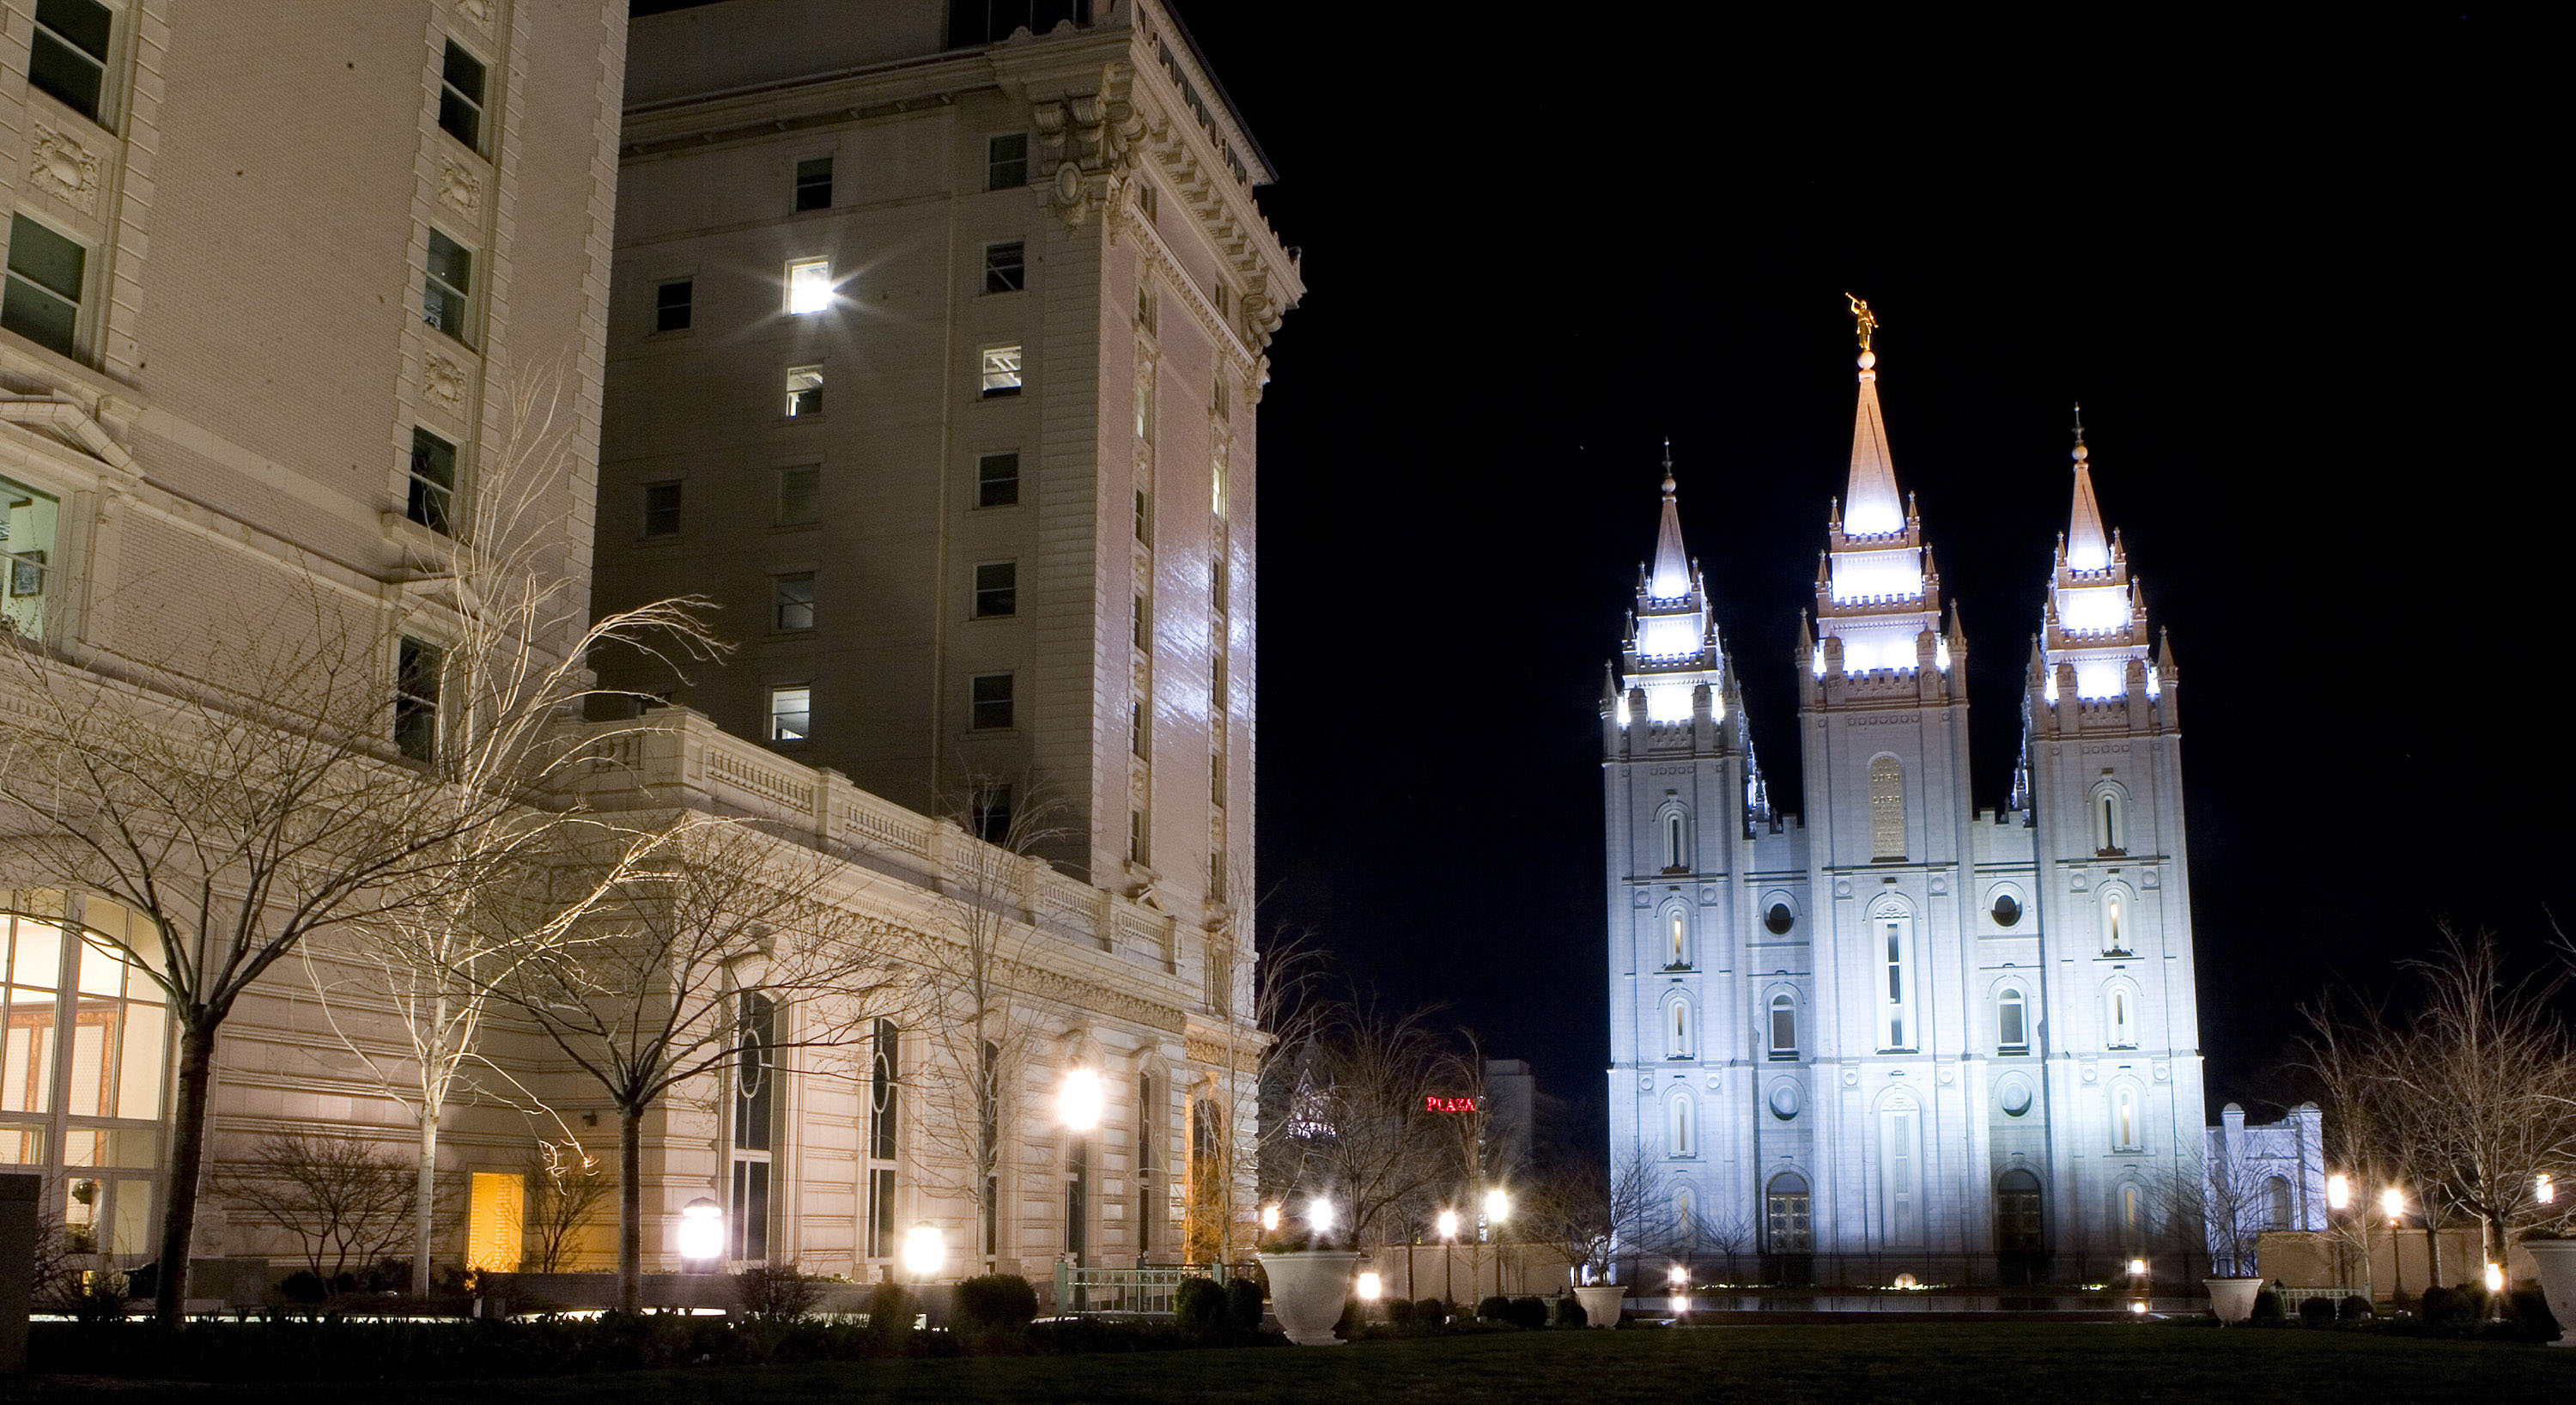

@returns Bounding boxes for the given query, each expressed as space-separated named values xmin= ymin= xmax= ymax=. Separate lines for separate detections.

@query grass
xmin=7 ymin=1322 xmax=2570 ymax=1405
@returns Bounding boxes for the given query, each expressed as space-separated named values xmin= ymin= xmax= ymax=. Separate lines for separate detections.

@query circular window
xmin=1999 ymin=1081 xmax=2033 ymax=1117
xmin=1768 ymin=1082 xmax=1801 ymax=1121
xmin=1765 ymin=903 xmax=1795 ymax=935
xmin=1991 ymin=892 xmax=2022 ymax=928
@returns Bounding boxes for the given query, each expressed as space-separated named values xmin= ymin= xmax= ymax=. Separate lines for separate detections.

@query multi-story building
xmin=1600 ymin=322 xmax=2239 ymax=1285
xmin=593 ymin=0 xmax=1299 ymax=929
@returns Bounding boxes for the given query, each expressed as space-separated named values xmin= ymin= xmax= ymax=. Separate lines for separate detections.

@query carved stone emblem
xmin=438 ymin=161 xmax=482 ymax=216
xmin=457 ymin=0 xmax=491 ymax=25
xmin=423 ymin=353 xmax=466 ymax=405
xmin=28 ymin=124 xmax=102 ymax=214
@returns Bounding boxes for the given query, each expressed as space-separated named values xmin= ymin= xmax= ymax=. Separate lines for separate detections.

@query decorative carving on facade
xmin=439 ymin=160 xmax=483 ymax=216
xmin=28 ymin=124 xmax=102 ymax=214
xmin=423 ymin=352 xmax=467 ymax=405
xmin=456 ymin=0 xmax=492 ymax=26
xmin=1032 ymin=63 xmax=1143 ymax=231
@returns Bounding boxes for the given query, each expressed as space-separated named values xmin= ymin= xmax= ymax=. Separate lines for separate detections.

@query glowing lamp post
xmin=2540 ymin=1173 xmax=2558 ymax=1206
xmin=1261 ymin=1203 xmax=1282 ymax=1233
xmin=677 ymin=1197 xmax=724 ymax=1271
xmin=2327 ymin=1174 xmax=2351 ymax=1211
xmin=902 ymin=1222 xmax=947 ymax=1283
xmin=1482 ymin=1188 xmax=1512 ymax=1294
xmin=2383 ymin=1187 xmax=2409 ymax=1304
xmin=1668 ymin=1262 xmax=1689 ymax=1317
xmin=1357 ymin=1269 xmax=1382 ymax=1325
xmin=1058 ymin=1068 xmax=1104 ymax=1131
xmin=1307 ymin=1195 xmax=1336 ymax=1235
xmin=1437 ymin=1207 xmax=1460 ymax=1307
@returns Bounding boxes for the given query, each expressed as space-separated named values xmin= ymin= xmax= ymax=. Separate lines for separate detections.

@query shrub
xmin=279 ymin=1271 xmax=328 ymax=1305
xmin=1414 ymin=1298 xmax=1446 ymax=1325
xmin=861 ymin=1282 xmax=914 ymax=1354
xmin=1174 ymin=1277 xmax=1228 ymax=1342
xmin=1554 ymin=1293 xmax=1586 ymax=1328
xmin=954 ymin=1274 xmax=1038 ymax=1338
xmin=2248 ymin=1286 xmax=2283 ymax=1322
xmin=1224 ymin=1277 xmax=1264 ymax=1333
xmin=1334 ymin=1297 xmax=1358 ymax=1338
xmin=1475 ymin=1294 xmax=1511 ymax=1323
xmin=2298 ymin=1296 xmax=2336 ymax=1325
xmin=2338 ymin=1295 xmax=2373 ymax=1322
xmin=735 ymin=1263 xmax=823 ymax=1321
xmin=1508 ymin=1296 xmax=1548 ymax=1329
xmin=2512 ymin=1285 xmax=2561 ymax=1340
xmin=2417 ymin=1285 xmax=2458 ymax=1324
xmin=1385 ymin=1297 xmax=1414 ymax=1326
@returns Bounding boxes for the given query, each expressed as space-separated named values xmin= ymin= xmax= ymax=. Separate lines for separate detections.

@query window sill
xmin=779 ymin=414 xmax=828 ymax=426
xmin=380 ymin=510 xmax=451 ymax=549
xmin=434 ymin=125 xmax=489 ymax=167
xmin=981 ymin=388 xmax=1024 ymax=400
xmin=1767 ymin=1052 xmax=1800 ymax=1061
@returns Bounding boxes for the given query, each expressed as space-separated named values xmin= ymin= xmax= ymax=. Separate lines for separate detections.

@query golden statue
xmin=1844 ymin=293 xmax=1877 ymax=352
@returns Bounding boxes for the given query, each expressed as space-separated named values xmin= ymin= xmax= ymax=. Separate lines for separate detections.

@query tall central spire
xmin=1649 ymin=439 xmax=1691 ymax=599
xmin=1843 ymin=296 xmax=1903 ymax=536
xmin=2065 ymin=406 xmax=2111 ymax=571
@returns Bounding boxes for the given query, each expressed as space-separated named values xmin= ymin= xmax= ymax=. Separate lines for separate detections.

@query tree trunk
xmin=153 ymin=1020 xmax=220 ymax=1329
xmin=619 ymin=1104 xmax=643 ymax=1312
xmin=412 ymin=1111 xmax=439 ymax=1298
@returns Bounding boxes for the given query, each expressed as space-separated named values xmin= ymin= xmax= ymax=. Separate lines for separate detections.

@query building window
xmin=987 ymin=132 xmax=1028 ymax=190
xmin=1130 ymin=702 xmax=1146 ymax=757
xmin=2107 ymin=985 xmax=2137 ymax=1049
xmin=1137 ymin=1071 xmax=1157 ymax=1259
xmin=1991 ymin=891 xmax=2022 ymax=928
xmin=0 ymin=899 xmax=172 ymax=1246
xmin=1765 ymin=1173 xmax=1812 ymax=1252
xmin=1666 ymin=998 xmax=1693 ymax=1060
xmin=1765 ymin=903 xmax=1795 ymax=936
xmin=1211 ymin=556 xmax=1229 ymax=612
xmin=437 ymin=40 xmax=486 ymax=151
xmin=769 ymin=686 xmax=811 ymax=743
xmin=1127 ymin=809 xmax=1148 ymax=865
xmin=1770 ymin=994 xmax=1798 ymax=1059
xmin=2265 ymin=1176 xmax=2293 ymax=1232
xmin=3 ymin=474 xmax=61 ymax=633
xmin=2116 ymin=1182 xmax=2144 ymax=1247
xmin=2103 ymin=892 xmax=2130 ymax=954
xmin=1868 ymin=756 xmax=1905 ymax=861
xmin=1997 ymin=987 xmax=2029 ymax=1054
xmin=1133 ymin=489 xmax=1151 ymax=544
xmin=1134 ymin=361 xmax=1155 ymax=441
xmin=423 ymin=230 xmax=473 ymax=342
xmin=971 ymin=785 xmax=1012 ymax=845
xmin=1212 ymin=453 xmax=1227 ymax=517
xmin=775 ymin=465 xmax=820 ymax=526
xmin=2094 ymin=787 xmax=2127 ymax=855
xmin=1066 ymin=1130 xmax=1090 ymax=1257
xmin=1212 ymin=372 xmax=1230 ymax=418
xmin=1210 ymin=751 xmax=1225 ymax=806
xmin=396 ymin=636 xmax=441 ymax=763
xmin=785 ymin=365 xmax=823 ymax=417
xmin=981 ymin=344 xmax=1023 ymax=397
xmin=1132 ymin=593 xmax=1149 ymax=649
xmin=731 ymin=992 xmax=777 ymax=1263
xmin=28 ymin=0 xmax=113 ymax=123
xmin=973 ymin=561 xmax=1017 ymax=618
xmin=1999 ymin=1080 xmax=2033 ymax=1116
xmin=1662 ymin=811 xmax=1686 ymax=872
xmin=654 ymin=279 xmax=693 ymax=332
xmin=4 ymin=215 xmax=86 ymax=357
xmin=867 ymin=1019 xmax=896 ymax=1259
xmin=1880 ymin=917 xmax=1910 ymax=1050
xmin=407 ymin=429 xmax=457 ymax=535
xmin=1880 ymin=1098 xmax=1921 ymax=1245
xmin=868 ymin=1166 xmax=896 ymax=1261
xmin=787 ymin=258 xmax=831 ymax=314
xmin=1667 ymin=1093 xmax=1694 ymax=1159
xmin=2111 ymin=1085 xmax=2140 ymax=1151
xmin=641 ymin=480 xmax=682 ymax=538
xmin=984 ymin=240 xmax=1025 ymax=294
xmin=1663 ymin=910 xmax=1686 ymax=970
xmin=1996 ymin=1170 xmax=2044 ymax=1255
xmin=970 ymin=673 xmax=1013 ymax=731
xmin=793 ymin=156 xmax=832 ymax=211
xmin=1136 ymin=283 xmax=1156 ymax=333
xmin=773 ymin=574 xmax=816 ymax=632
xmin=977 ymin=452 xmax=1020 ymax=508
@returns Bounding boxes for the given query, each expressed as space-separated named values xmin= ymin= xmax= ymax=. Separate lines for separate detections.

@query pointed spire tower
xmin=1805 ymin=298 xmax=1953 ymax=700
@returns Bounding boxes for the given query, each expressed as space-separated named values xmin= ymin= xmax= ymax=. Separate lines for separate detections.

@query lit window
xmin=769 ymin=686 xmax=811 ymax=743
xmin=28 ymin=0 xmax=112 ymax=123
xmin=984 ymin=240 xmax=1025 ymax=294
xmin=2104 ymin=892 xmax=2129 ymax=954
xmin=1667 ymin=999 xmax=1693 ymax=1059
xmin=1868 ymin=756 xmax=1905 ymax=861
xmin=1212 ymin=452 xmax=1227 ymax=516
xmin=973 ymin=561 xmax=1016 ymax=618
xmin=1665 ymin=910 xmax=1686 ymax=969
xmin=970 ymin=673 xmax=1013 ymax=731
xmin=773 ymin=574 xmax=815 ymax=631
xmin=794 ymin=157 xmax=832 ymax=212
xmin=1134 ymin=360 xmax=1155 ymax=440
xmin=406 ymin=429 xmax=457 ymax=535
xmin=3 ymin=473 xmax=61 ymax=631
xmin=1998 ymin=988 xmax=2029 ymax=1053
xmin=981 ymin=344 xmax=1023 ymax=397
xmin=396 ymin=636 xmax=442 ymax=763
xmin=423 ymin=230 xmax=473 ymax=341
xmin=1668 ymin=1093 xmax=1694 ymax=1159
xmin=977 ymin=452 xmax=1020 ymax=508
xmin=785 ymin=365 xmax=823 ymax=417
xmin=1881 ymin=918 xmax=1909 ymax=1049
xmin=2112 ymin=1086 xmax=2139 ymax=1151
xmin=787 ymin=258 xmax=832 ymax=314
xmin=775 ymin=465 xmax=820 ymax=526
xmin=641 ymin=480 xmax=681 ymax=538
xmin=987 ymin=133 xmax=1028 ymax=190
xmin=1770 ymin=994 xmax=1797 ymax=1058
xmin=654 ymin=280 xmax=692 ymax=332
xmin=5 ymin=215 xmax=86 ymax=357
xmin=2107 ymin=985 xmax=2136 ymax=1049
xmin=438 ymin=40 xmax=487 ymax=151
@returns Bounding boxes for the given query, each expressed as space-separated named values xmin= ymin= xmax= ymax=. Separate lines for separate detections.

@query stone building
xmin=1601 ymin=328 xmax=2216 ymax=1286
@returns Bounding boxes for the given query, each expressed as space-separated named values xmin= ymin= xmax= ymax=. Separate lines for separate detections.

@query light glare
xmin=1358 ymin=1271 xmax=1382 ymax=1302
xmin=2326 ymin=1174 xmax=2351 ymax=1211
xmin=902 ymin=1222 xmax=946 ymax=1279
xmin=1436 ymin=1208 xmax=1459 ymax=1240
xmin=1306 ymin=1195 xmax=1336 ymax=1234
xmin=677 ymin=1198 xmax=724 ymax=1263
xmin=1483 ymin=1188 xmax=1510 ymax=1224
xmin=787 ymin=258 xmax=832 ymax=313
xmin=1058 ymin=1067 xmax=1104 ymax=1131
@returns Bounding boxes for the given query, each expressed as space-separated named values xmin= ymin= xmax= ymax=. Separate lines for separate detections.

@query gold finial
xmin=1844 ymin=292 xmax=1877 ymax=352
xmin=2072 ymin=404 xmax=2088 ymax=464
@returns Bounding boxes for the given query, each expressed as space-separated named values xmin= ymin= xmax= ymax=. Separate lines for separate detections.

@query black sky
xmin=1162 ymin=9 xmax=2559 ymax=1123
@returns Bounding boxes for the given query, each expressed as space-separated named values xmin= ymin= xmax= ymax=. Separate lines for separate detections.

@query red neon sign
xmin=1424 ymin=1096 xmax=1481 ymax=1114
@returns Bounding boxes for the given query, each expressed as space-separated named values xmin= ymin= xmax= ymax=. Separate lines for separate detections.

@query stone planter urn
xmin=2204 ymin=1277 xmax=2263 ymax=1324
xmin=1257 ymin=1250 xmax=1361 ymax=1346
xmin=2524 ymin=1239 xmax=2576 ymax=1347
xmin=1574 ymin=1282 xmax=1627 ymax=1329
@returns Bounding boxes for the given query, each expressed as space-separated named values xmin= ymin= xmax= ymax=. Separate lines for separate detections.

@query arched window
xmin=1765 ymin=1172 xmax=1812 ymax=1252
xmin=732 ymin=992 xmax=779 ymax=1262
xmin=2093 ymin=786 xmax=2127 ymax=855
xmin=1664 ymin=810 xmax=1687 ymax=872
xmin=1665 ymin=909 xmax=1689 ymax=970
xmin=2266 ymin=1176 xmax=2293 ymax=1232
xmin=1769 ymin=993 xmax=1798 ymax=1059
xmin=1868 ymin=757 xmax=1905 ymax=861
xmin=2115 ymin=1182 xmax=2146 ymax=1249
xmin=1673 ymin=1186 xmax=1697 ymax=1243
xmin=1880 ymin=1093 xmax=1922 ymax=1245
xmin=1666 ymin=996 xmax=1695 ymax=1060
xmin=1668 ymin=1092 xmax=1695 ymax=1159
xmin=2111 ymin=1084 xmax=2141 ymax=1151
xmin=2103 ymin=891 xmax=2131 ymax=954
xmin=1996 ymin=987 xmax=2029 ymax=1054
xmin=2106 ymin=984 xmax=2137 ymax=1049
xmin=1996 ymin=1169 xmax=2044 ymax=1255
xmin=1875 ymin=912 xmax=1912 ymax=1050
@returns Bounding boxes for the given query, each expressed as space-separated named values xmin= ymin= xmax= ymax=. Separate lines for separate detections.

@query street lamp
xmin=2540 ymin=1173 xmax=2558 ymax=1207
xmin=1437 ymin=1207 xmax=1460 ymax=1308
xmin=2380 ymin=1185 xmax=2405 ymax=1221
xmin=1668 ymin=1262 xmax=1689 ymax=1317
xmin=2383 ymin=1187 xmax=2409 ymax=1304
xmin=2483 ymin=1262 xmax=2506 ymax=1295
xmin=902 ymin=1222 xmax=946 ymax=1283
xmin=677 ymin=1197 xmax=724 ymax=1270
xmin=1058 ymin=1068 xmax=1104 ymax=1131
xmin=1357 ymin=1269 xmax=1382 ymax=1326
xmin=1261 ymin=1203 xmax=1282 ymax=1233
xmin=1483 ymin=1188 xmax=1512 ymax=1293
xmin=2326 ymin=1174 xmax=2351 ymax=1211
xmin=1306 ymin=1195 xmax=1337 ymax=1235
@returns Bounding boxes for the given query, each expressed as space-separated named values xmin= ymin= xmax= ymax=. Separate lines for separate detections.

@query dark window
xmin=983 ymin=240 xmax=1025 ymax=294
xmin=773 ymin=574 xmax=815 ymax=631
xmin=654 ymin=279 xmax=692 ymax=332
xmin=1211 ymin=556 xmax=1228 ymax=611
xmin=439 ymin=40 xmax=486 ymax=151
xmin=947 ymin=1 xmax=1094 ymax=47
xmin=1769 ymin=994 xmax=1797 ymax=1057
xmin=793 ymin=156 xmax=832 ymax=211
xmin=970 ymin=672 xmax=1013 ymax=730
xmin=1996 ymin=1170 xmax=2044 ymax=1254
xmin=730 ymin=1159 xmax=770 ymax=1262
xmin=1210 ymin=751 xmax=1224 ymax=806
xmin=1065 ymin=1134 xmax=1088 ymax=1256
xmin=1127 ymin=809 xmax=1146 ymax=864
xmin=1765 ymin=903 xmax=1795 ymax=936
xmin=28 ymin=0 xmax=112 ymax=122
xmin=733 ymin=994 xmax=776 ymax=1153
xmin=1131 ymin=593 xmax=1149 ymax=649
xmin=641 ymin=480 xmax=681 ymax=538
xmin=785 ymin=365 xmax=823 ymax=417
xmin=986 ymin=131 xmax=1029 ymax=190
xmin=1991 ymin=892 xmax=2022 ymax=928
xmin=395 ymin=636 xmax=441 ymax=763
xmin=976 ymin=452 xmax=1020 ymax=508
xmin=971 ymin=785 xmax=1012 ymax=845
xmin=423 ymin=230 xmax=472 ymax=341
xmin=3 ymin=215 xmax=85 ymax=356
xmin=1133 ymin=489 xmax=1150 ymax=543
xmin=406 ymin=429 xmax=457 ymax=534
xmin=1130 ymin=701 xmax=1145 ymax=757
xmin=1137 ymin=1072 xmax=1156 ymax=1258
xmin=869 ymin=1166 xmax=895 ymax=1260
xmin=869 ymin=1020 xmax=899 ymax=1160
xmin=973 ymin=561 xmax=1016 ymax=618
xmin=776 ymin=465 xmax=821 ymax=526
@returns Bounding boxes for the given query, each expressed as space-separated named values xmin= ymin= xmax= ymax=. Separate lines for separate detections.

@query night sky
xmin=1169 ymin=9 xmax=2555 ymax=1127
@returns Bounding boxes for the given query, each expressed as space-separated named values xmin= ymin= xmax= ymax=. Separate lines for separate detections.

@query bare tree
xmin=2155 ymin=1148 xmax=2282 ymax=1279
xmin=1528 ymin=1148 xmax=1659 ymax=1286
xmin=1194 ymin=915 xmax=1321 ymax=1265
xmin=223 ymin=1133 xmax=422 ymax=1282
xmin=1264 ymin=995 xmax=1456 ymax=1250
xmin=522 ymin=1137 xmax=613 ymax=1274
xmin=489 ymin=815 xmax=914 ymax=1311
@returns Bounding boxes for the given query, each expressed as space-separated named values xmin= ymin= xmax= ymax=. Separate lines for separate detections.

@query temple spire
xmin=2066 ymin=404 xmax=2111 ymax=571
xmin=1842 ymin=295 xmax=1903 ymax=536
xmin=1649 ymin=440 xmax=1692 ymax=598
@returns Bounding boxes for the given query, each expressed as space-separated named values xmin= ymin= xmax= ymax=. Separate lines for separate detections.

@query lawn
xmin=8 ymin=1323 xmax=2569 ymax=1404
